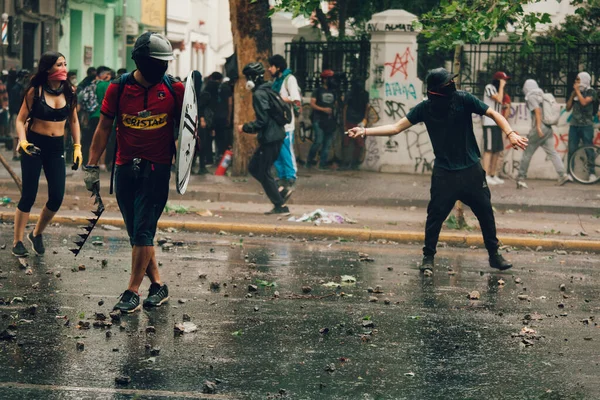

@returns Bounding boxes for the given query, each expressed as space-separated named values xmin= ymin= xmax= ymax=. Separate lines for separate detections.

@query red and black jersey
xmin=101 ymin=73 xmax=184 ymax=165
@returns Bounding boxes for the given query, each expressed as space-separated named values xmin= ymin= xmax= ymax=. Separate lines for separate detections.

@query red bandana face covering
xmin=48 ymin=69 xmax=67 ymax=81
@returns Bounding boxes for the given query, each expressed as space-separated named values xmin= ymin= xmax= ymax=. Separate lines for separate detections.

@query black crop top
xmin=30 ymin=88 xmax=70 ymax=122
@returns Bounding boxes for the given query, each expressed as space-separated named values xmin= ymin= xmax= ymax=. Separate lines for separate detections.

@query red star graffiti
xmin=384 ymin=48 xmax=414 ymax=79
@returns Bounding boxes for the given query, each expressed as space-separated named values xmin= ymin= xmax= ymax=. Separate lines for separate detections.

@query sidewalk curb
xmin=3 ymin=212 xmax=599 ymax=253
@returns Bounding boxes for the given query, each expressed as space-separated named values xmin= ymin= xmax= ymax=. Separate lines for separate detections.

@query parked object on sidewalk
xmin=176 ymin=70 xmax=199 ymax=194
xmin=289 ymin=208 xmax=357 ymax=225
xmin=215 ymin=149 xmax=233 ymax=176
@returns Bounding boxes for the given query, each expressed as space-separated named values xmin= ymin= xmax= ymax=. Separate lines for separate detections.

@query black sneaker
xmin=143 ymin=283 xmax=169 ymax=308
xmin=264 ymin=205 xmax=290 ymax=215
xmin=113 ymin=290 xmax=141 ymax=313
xmin=489 ymin=253 xmax=513 ymax=271
xmin=420 ymin=255 xmax=434 ymax=273
xmin=12 ymin=241 xmax=28 ymax=257
xmin=279 ymin=187 xmax=294 ymax=203
xmin=27 ymin=231 xmax=45 ymax=255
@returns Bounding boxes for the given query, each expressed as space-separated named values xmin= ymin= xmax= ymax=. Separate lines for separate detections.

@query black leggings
xmin=17 ymin=131 xmax=66 ymax=213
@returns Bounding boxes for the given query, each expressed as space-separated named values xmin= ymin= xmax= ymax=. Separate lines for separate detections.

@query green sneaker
xmin=27 ymin=231 xmax=45 ymax=255
xmin=113 ymin=290 xmax=141 ymax=313
xmin=12 ymin=241 xmax=28 ymax=258
xmin=143 ymin=283 xmax=169 ymax=308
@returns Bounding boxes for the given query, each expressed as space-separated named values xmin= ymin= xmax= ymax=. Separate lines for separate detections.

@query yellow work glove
xmin=18 ymin=139 xmax=41 ymax=157
xmin=73 ymin=144 xmax=83 ymax=169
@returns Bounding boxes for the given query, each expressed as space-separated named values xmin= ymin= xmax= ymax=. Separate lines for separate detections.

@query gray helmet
xmin=132 ymin=32 xmax=174 ymax=61
xmin=242 ymin=62 xmax=265 ymax=78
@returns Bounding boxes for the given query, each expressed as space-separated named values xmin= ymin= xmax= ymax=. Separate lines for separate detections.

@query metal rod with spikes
xmin=70 ymin=187 xmax=105 ymax=256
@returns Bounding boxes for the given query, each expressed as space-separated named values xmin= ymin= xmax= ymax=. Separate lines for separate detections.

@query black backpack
xmin=264 ymin=87 xmax=292 ymax=127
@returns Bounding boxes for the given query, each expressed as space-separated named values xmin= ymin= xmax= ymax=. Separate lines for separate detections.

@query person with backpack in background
xmin=0 ymin=71 xmax=10 ymax=146
xmin=9 ymin=69 xmax=30 ymax=160
xmin=12 ymin=51 xmax=82 ymax=258
xmin=77 ymin=67 xmax=96 ymax=95
xmin=82 ymin=66 xmax=111 ymax=167
xmin=84 ymin=32 xmax=184 ymax=313
xmin=566 ymin=71 xmax=597 ymax=182
xmin=238 ymin=62 xmax=289 ymax=215
xmin=342 ymin=76 xmax=369 ymax=170
xmin=516 ymin=79 xmax=571 ymax=189
xmin=308 ymin=69 xmax=337 ymax=170
xmin=195 ymin=72 xmax=219 ymax=173
xmin=482 ymin=71 xmax=510 ymax=185
xmin=268 ymin=54 xmax=301 ymax=198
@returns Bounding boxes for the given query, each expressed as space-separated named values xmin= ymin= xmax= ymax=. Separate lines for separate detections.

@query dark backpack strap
xmin=24 ymin=86 xmax=40 ymax=137
xmin=109 ymin=72 xmax=131 ymax=194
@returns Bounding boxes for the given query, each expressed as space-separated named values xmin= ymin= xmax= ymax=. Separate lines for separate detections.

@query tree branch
xmin=315 ymin=6 xmax=332 ymax=41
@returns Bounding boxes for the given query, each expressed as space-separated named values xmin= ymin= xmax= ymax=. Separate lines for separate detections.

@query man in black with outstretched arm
xmin=348 ymin=68 xmax=529 ymax=274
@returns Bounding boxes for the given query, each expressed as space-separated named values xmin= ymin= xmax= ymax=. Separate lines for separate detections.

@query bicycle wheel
xmin=569 ymin=145 xmax=600 ymax=184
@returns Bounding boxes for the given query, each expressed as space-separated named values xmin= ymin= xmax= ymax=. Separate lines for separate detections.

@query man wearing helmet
xmin=308 ymin=69 xmax=337 ymax=170
xmin=238 ymin=62 xmax=289 ymax=215
xmin=84 ymin=32 xmax=185 ymax=313
xmin=482 ymin=71 xmax=510 ymax=186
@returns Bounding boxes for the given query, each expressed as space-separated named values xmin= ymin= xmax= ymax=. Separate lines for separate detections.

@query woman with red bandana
xmin=12 ymin=51 xmax=82 ymax=258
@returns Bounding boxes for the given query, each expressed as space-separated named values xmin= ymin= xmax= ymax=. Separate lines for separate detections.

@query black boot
xmin=420 ymin=255 xmax=434 ymax=273
xmin=489 ymin=253 xmax=512 ymax=271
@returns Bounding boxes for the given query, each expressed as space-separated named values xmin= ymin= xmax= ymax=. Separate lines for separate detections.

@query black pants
xmin=249 ymin=141 xmax=285 ymax=207
xmin=18 ymin=131 xmax=65 ymax=213
xmin=115 ymin=159 xmax=171 ymax=247
xmin=423 ymin=163 xmax=499 ymax=257
xmin=213 ymin=118 xmax=232 ymax=161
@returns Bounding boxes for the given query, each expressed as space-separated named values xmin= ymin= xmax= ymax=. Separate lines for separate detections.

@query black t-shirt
xmin=345 ymin=89 xmax=369 ymax=124
xmin=215 ymin=82 xmax=232 ymax=120
xmin=406 ymin=91 xmax=489 ymax=171
xmin=311 ymin=87 xmax=335 ymax=121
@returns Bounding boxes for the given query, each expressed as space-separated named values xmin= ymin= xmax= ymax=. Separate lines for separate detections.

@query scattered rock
xmin=178 ymin=299 xmax=187 ymax=304
xmin=210 ymin=282 xmax=220 ymax=290
xmin=319 ymin=327 xmax=329 ymax=334
xmin=25 ymin=304 xmax=38 ymax=315
xmin=301 ymin=286 xmax=312 ymax=294
xmin=203 ymin=380 xmax=217 ymax=394
xmin=387 ymin=267 xmax=394 ymax=271
xmin=198 ymin=273 xmax=207 ymax=279
xmin=254 ymin=306 xmax=259 ymax=312
xmin=248 ymin=285 xmax=258 ymax=292
xmin=498 ymin=279 xmax=505 ymax=286
xmin=150 ymin=347 xmax=161 ymax=356
xmin=514 ymin=277 xmax=522 ymax=284
xmin=182 ymin=313 xmax=191 ymax=322
xmin=556 ymin=250 xmax=568 ymax=255
xmin=54 ymin=271 xmax=61 ymax=278
xmin=517 ymin=294 xmax=529 ymax=301
xmin=362 ymin=321 xmax=375 ymax=328
xmin=174 ymin=322 xmax=197 ymax=335
xmin=76 ymin=341 xmax=85 ymax=351
xmin=423 ymin=270 xmax=433 ymax=277
xmin=78 ymin=264 xmax=86 ymax=271
xmin=146 ymin=326 xmax=156 ymax=334
xmin=105 ymin=331 xmax=112 ymax=338
xmin=535 ymin=246 xmax=543 ymax=252
xmin=92 ymin=241 xmax=104 ymax=246
xmin=468 ymin=291 xmax=480 ymax=300
xmin=384 ymin=299 xmax=391 ymax=305
xmin=115 ymin=375 xmax=131 ymax=385
xmin=95 ymin=313 xmax=107 ymax=321
xmin=559 ymin=284 xmax=566 ymax=292
xmin=324 ymin=363 xmax=336 ymax=372
xmin=101 ymin=259 xmax=108 ymax=268
xmin=77 ymin=321 xmax=90 ymax=329
xmin=109 ymin=310 xmax=121 ymax=321
xmin=0 ymin=329 xmax=16 ymax=341
xmin=98 ymin=300 xmax=104 ymax=306
xmin=368 ymin=296 xmax=378 ymax=303
xmin=101 ymin=225 xmax=121 ymax=231
xmin=25 ymin=268 xmax=33 ymax=275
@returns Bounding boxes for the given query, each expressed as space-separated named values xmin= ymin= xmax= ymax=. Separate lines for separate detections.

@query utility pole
xmin=120 ymin=0 xmax=127 ymax=68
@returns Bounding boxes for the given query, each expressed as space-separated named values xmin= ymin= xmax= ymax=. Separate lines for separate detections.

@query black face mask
xmin=135 ymin=57 xmax=168 ymax=84
xmin=428 ymin=81 xmax=457 ymax=97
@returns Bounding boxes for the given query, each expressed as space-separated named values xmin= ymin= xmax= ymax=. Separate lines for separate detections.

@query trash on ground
xmin=288 ymin=209 xmax=357 ymax=225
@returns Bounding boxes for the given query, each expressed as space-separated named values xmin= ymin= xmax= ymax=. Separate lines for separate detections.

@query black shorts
xmin=483 ymin=126 xmax=503 ymax=153
xmin=115 ymin=160 xmax=171 ymax=247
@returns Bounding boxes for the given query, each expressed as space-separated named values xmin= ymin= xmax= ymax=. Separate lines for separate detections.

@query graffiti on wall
xmin=384 ymin=48 xmax=414 ymax=79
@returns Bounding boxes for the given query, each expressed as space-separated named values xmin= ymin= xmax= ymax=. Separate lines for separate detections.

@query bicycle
xmin=568 ymin=144 xmax=600 ymax=184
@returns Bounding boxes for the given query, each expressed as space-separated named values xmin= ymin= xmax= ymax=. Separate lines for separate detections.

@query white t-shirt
xmin=279 ymin=74 xmax=302 ymax=132
xmin=483 ymin=83 xmax=502 ymax=126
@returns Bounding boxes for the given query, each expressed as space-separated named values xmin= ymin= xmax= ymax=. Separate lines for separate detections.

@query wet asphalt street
xmin=0 ymin=223 xmax=599 ymax=400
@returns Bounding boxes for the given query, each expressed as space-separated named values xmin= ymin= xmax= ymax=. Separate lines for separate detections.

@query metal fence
xmin=285 ymin=38 xmax=371 ymax=94
xmin=452 ymin=42 xmax=600 ymax=102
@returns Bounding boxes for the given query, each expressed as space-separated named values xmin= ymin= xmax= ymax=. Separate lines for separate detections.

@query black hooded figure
xmin=346 ymin=67 xmax=530 ymax=274
xmin=238 ymin=62 xmax=289 ymax=215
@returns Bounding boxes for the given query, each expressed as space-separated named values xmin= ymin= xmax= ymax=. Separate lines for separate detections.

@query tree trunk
xmin=228 ymin=0 xmax=272 ymax=175
xmin=453 ymin=44 xmax=467 ymax=229
xmin=315 ymin=7 xmax=332 ymax=41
